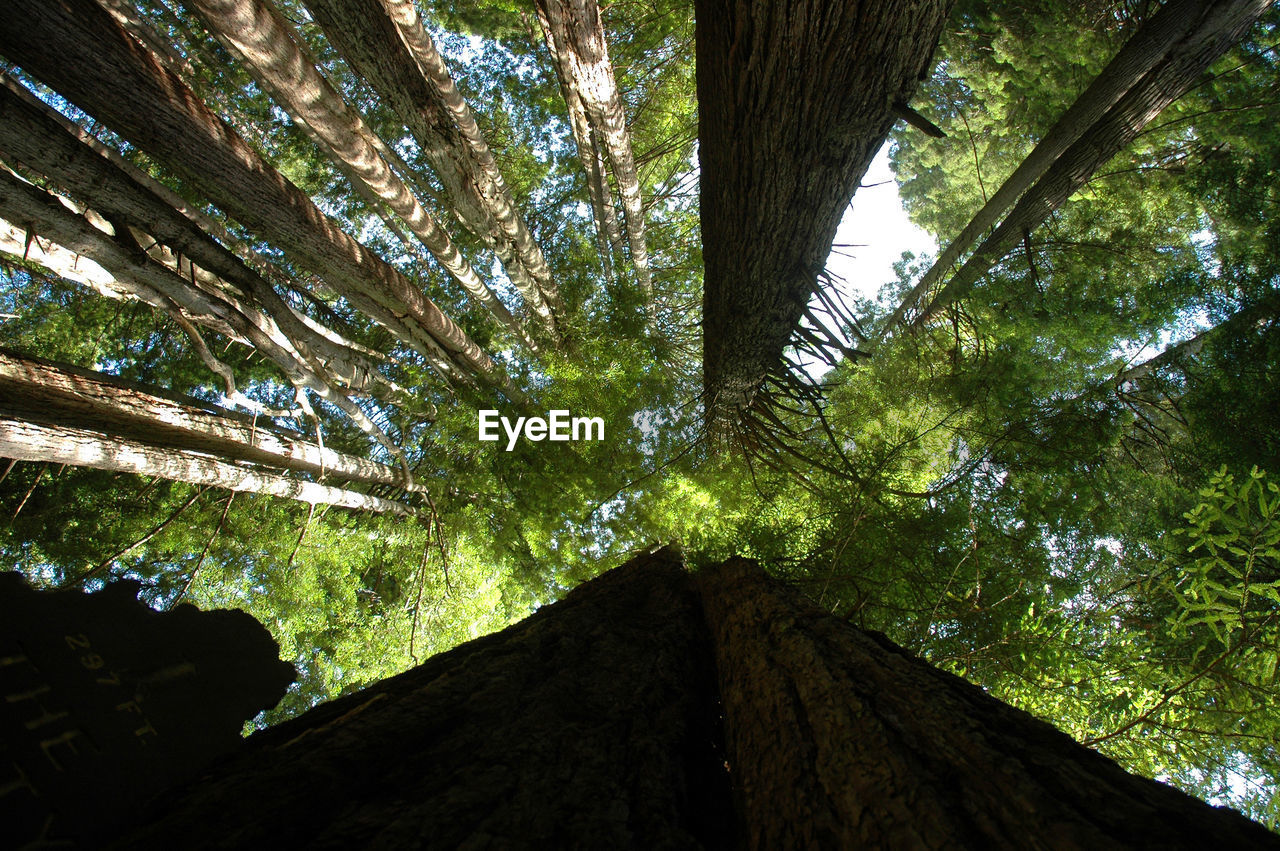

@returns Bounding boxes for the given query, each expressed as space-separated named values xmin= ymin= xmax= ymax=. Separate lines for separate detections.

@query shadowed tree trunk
xmin=96 ymin=550 xmax=1277 ymax=848
xmin=106 ymin=547 xmax=733 ymax=848
xmin=697 ymin=0 xmax=952 ymax=423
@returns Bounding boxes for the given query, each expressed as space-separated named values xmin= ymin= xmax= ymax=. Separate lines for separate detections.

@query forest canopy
xmin=1 ymin=0 xmax=1279 ymax=827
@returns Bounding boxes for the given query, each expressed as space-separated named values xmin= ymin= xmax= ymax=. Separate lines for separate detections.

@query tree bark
xmin=0 ymin=0 xmax=525 ymax=401
xmin=697 ymin=0 xmax=951 ymax=421
xmin=698 ymin=557 xmax=1278 ymax=848
xmin=0 ymin=74 xmax=414 ymax=412
xmin=182 ymin=0 xmax=539 ymax=352
xmin=304 ymin=0 xmax=561 ymax=338
xmin=89 ymin=551 xmax=1279 ymax=847
xmin=0 ymin=419 xmax=418 ymax=516
xmin=0 ymin=169 xmax=407 ymax=453
xmin=106 ymin=547 xmax=733 ymax=848
xmin=878 ymin=0 xmax=1239 ymax=337
xmin=907 ymin=0 xmax=1271 ymax=330
xmin=534 ymin=0 xmax=653 ymax=311
xmin=0 ymin=349 xmax=423 ymax=492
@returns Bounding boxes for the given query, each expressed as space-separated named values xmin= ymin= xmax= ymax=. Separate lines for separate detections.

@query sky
xmin=826 ymin=143 xmax=937 ymax=305
xmin=797 ymin=143 xmax=937 ymax=379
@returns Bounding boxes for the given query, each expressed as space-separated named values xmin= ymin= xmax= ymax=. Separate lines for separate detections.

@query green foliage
xmin=2 ymin=0 xmax=1279 ymax=826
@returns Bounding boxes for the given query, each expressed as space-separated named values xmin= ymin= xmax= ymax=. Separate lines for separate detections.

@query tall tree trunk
xmin=182 ymin=0 xmax=539 ymax=352
xmin=0 ymin=419 xmax=418 ymax=516
xmin=0 ymin=169 xmax=405 ymax=454
xmin=878 ymin=0 xmax=1243 ymax=337
xmin=304 ymin=0 xmax=562 ymax=339
xmin=698 ymin=557 xmax=1276 ymax=848
xmin=105 ymin=547 xmax=733 ymax=848
xmin=1114 ymin=286 xmax=1280 ymax=384
xmin=0 ymin=350 xmax=423 ymax=493
xmin=92 ymin=551 xmax=1277 ymax=847
xmin=534 ymin=0 xmax=654 ymax=313
xmin=905 ymin=0 xmax=1271 ymax=330
xmin=0 ymin=0 xmax=526 ymax=401
xmin=697 ymin=0 xmax=951 ymax=422
xmin=0 ymin=72 xmax=415 ymax=414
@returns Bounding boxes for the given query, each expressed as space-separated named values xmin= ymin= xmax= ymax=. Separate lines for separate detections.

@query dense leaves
xmin=1 ymin=0 xmax=1277 ymax=826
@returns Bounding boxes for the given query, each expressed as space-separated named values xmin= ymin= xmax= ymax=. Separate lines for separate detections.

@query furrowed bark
xmin=0 ymin=0 xmax=526 ymax=401
xmin=90 ymin=551 xmax=1280 ymax=845
xmin=696 ymin=0 xmax=951 ymax=422
xmin=0 ymin=350 xmax=424 ymax=492
xmin=534 ymin=0 xmax=653 ymax=311
xmin=879 ymin=0 xmax=1236 ymax=337
xmin=106 ymin=548 xmax=732 ymax=848
xmin=305 ymin=0 xmax=562 ymax=339
xmin=183 ymin=0 xmax=538 ymax=353
xmin=0 ymin=419 xmax=419 ymax=516
xmin=698 ymin=557 xmax=1279 ymax=848
xmin=908 ymin=0 xmax=1271 ymax=329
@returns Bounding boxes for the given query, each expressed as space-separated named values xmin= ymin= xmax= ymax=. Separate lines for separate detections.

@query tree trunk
xmin=0 ymin=169 xmax=407 ymax=453
xmin=1114 ymin=286 xmax=1280 ymax=385
xmin=878 ymin=0 xmax=1239 ymax=337
xmin=907 ymin=0 xmax=1271 ymax=329
xmin=106 ymin=547 xmax=733 ymax=848
xmin=698 ymin=557 xmax=1276 ymax=848
xmin=182 ymin=0 xmax=539 ymax=352
xmin=92 ymin=551 xmax=1277 ymax=847
xmin=0 ymin=350 xmax=422 ymax=492
xmin=0 ymin=0 xmax=525 ymax=401
xmin=0 ymin=75 xmax=413 ymax=412
xmin=0 ymin=419 xmax=418 ymax=516
xmin=534 ymin=0 xmax=654 ymax=312
xmin=304 ymin=0 xmax=562 ymax=338
xmin=697 ymin=0 xmax=951 ymax=421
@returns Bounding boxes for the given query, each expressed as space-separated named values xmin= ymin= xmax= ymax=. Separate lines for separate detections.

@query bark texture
xmin=698 ymin=558 xmax=1278 ymax=849
xmin=535 ymin=0 xmax=653 ymax=308
xmin=0 ymin=0 xmax=525 ymax=399
xmin=0 ymin=350 xmax=420 ymax=492
xmin=184 ymin=0 xmax=538 ymax=351
xmin=89 ymin=551 xmax=1279 ymax=847
xmin=0 ymin=419 xmax=417 ymax=516
xmin=879 ymin=0 xmax=1232 ymax=336
xmin=0 ymin=75 xmax=412 ymax=412
xmin=908 ymin=0 xmax=1271 ymax=329
xmin=304 ymin=0 xmax=561 ymax=337
xmin=109 ymin=548 xmax=733 ymax=848
xmin=697 ymin=0 xmax=952 ymax=420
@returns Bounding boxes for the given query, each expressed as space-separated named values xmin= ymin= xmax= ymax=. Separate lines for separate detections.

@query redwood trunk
xmin=0 ymin=0 xmax=523 ymax=398
xmin=909 ymin=0 xmax=1271 ymax=328
xmin=0 ymin=419 xmax=418 ymax=516
xmin=879 ymin=0 xmax=1239 ymax=335
xmin=304 ymin=0 xmax=561 ymax=335
xmin=93 ymin=552 xmax=1277 ymax=847
xmin=697 ymin=0 xmax=951 ymax=420
xmin=108 ymin=548 xmax=732 ymax=848
xmin=0 ymin=350 xmax=420 ymax=492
